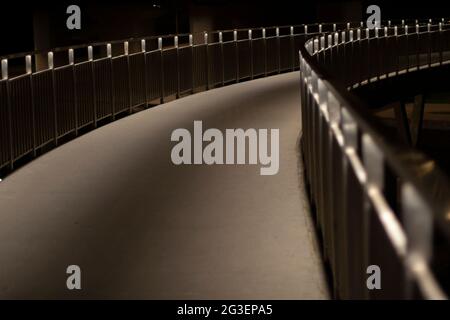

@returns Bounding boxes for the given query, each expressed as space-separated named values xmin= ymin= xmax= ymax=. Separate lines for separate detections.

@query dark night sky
xmin=0 ymin=0 xmax=449 ymax=55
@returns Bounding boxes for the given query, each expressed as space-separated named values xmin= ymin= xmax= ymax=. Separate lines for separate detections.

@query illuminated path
xmin=0 ymin=72 xmax=329 ymax=299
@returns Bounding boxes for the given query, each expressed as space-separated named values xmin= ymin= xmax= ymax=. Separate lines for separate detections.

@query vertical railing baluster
xmin=48 ymin=52 xmax=58 ymax=146
xmin=439 ymin=22 xmax=443 ymax=64
xmin=204 ymin=32 xmax=209 ymax=90
xmin=249 ymin=29 xmax=253 ymax=79
xmin=263 ymin=28 xmax=267 ymax=77
xmin=234 ymin=30 xmax=239 ymax=83
xmin=219 ymin=31 xmax=225 ymax=86
xmin=158 ymin=37 xmax=164 ymax=104
xmin=2 ymin=59 xmax=13 ymax=170
xmin=26 ymin=55 xmax=36 ymax=157
xmin=141 ymin=39 xmax=148 ymax=108
xmin=189 ymin=34 xmax=194 ymax=93
xmin=124 ymin=41 xmax=132 ymax=113
xmin=290 ymin=26 xmax=295 ymax=71
xmin=71 ymin=48 xmax=78 ymax=135
xmin=174 ymin=36 xmax=180 ymax=99
xmin=107 ymin=43 xmax=115 ymax=120
xmin=276 ymin=27 xmax=281 ymax=74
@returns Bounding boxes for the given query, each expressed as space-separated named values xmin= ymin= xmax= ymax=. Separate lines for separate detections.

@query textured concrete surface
xmin=0 ymin=72 xmax=329 ymax=299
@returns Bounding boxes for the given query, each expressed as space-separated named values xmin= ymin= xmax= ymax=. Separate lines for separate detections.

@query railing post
xmin=263 ymin=28 xmax=267 ymax=77
xmin=25 ymin=55 xmax=37 ymax=157
xmin=249 ymin=29 xmax=254 ymax=79
xmin=189 ymin=34 xmax=194 ymax=93
xmin=439 ymin=23 xmax=443 ymax=64
xmin=174 ymin=36 xmax=180 ymax=98
xmin=362 ymin=133 xmax=384 ymax=299
xmin=219 ymin=31 xmax=225 ymax=86
xmin=106 ymin=43 xmax=115 ymax=120
xmin=290 ymin=26 xmax=295 ymax=70
xmin=141 ymin=39 xmax=149 ymax=107
xmin=71 ymin=48 xmax=79 ymax=135
xmin=234 ymin=30 xmax=239 ymax=83
xmin=2 ymin=59 xmax=14 ymax=170
xmin=204 ymin=32 xmax=209 ymax=90
xmin=276 ymin=27 xmax=281 ymax=74
xmin=158 ymin=37 xmax=164 ymax=103
xmin=304 ymin=25 xmax=308 ymax=50
xmin=1 ymin=59 xmax=7 ymax=80
xmin=401 ymin=184 xmax=445 ymax=299
xmin=123 ymin=41 xmax=132 ymax=113
xmin=48 ymin=51 xmax=59 ymax=146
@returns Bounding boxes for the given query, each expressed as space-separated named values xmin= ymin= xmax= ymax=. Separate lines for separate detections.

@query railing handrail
xmin=301 ymin=24 xmax=450 ymax=241
xmin=300 ymin=21 xmax=450 ymax=299
xmin=2 ymin=18 xmax=448 ymax=73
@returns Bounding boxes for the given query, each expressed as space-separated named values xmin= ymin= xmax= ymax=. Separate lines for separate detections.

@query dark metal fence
xmin=1 ymin=17 xmax=449 ymax=300
xmin=300 ymin=19 xmax=450 ymax=299
xmin=0 ymin=23 xmax=340 ymax=173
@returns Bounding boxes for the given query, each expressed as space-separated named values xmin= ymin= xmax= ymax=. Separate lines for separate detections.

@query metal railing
xmin=0 ymin=19 xmax=428 ymax=174
xmin=300 ymin=19 xmax=450 ymax=299
xmin=1 ymin=16 xmax=449 ymax=300
xmin=0 ymin=22 xmax=350 ymax=174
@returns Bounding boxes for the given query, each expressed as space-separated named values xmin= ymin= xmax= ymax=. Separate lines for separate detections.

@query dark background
xmin=0 ymin=0 xmax=449 ymax=55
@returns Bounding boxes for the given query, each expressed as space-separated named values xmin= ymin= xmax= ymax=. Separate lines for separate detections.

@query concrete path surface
xmin=0 ymin=72 xmax=329 ymax=299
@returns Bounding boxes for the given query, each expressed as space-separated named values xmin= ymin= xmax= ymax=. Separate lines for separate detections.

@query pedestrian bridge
xmin=0 ymin=20 xmax=449 ymax=299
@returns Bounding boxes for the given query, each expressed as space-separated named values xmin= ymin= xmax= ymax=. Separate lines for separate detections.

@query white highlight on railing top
xmin=48 ymin=52 xmax=54 ymax=69
xmin=1 ymin=59 xmax=8 ymax=80
xmin=158 ymin=37 xmax=163 ymax=50
xmin=88 ymin=46 xmax=93 ymax=61
xmin=107 ymin=43 xmax=112 ymax=58
xmin=25 ymin=55 xmax=32 ymax=74
xmin=68 ymin=49 xmax=74 ymax=65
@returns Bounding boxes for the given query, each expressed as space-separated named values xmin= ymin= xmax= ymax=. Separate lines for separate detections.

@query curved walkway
xmin=0 ymin=72 xmax=328 ymax=299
